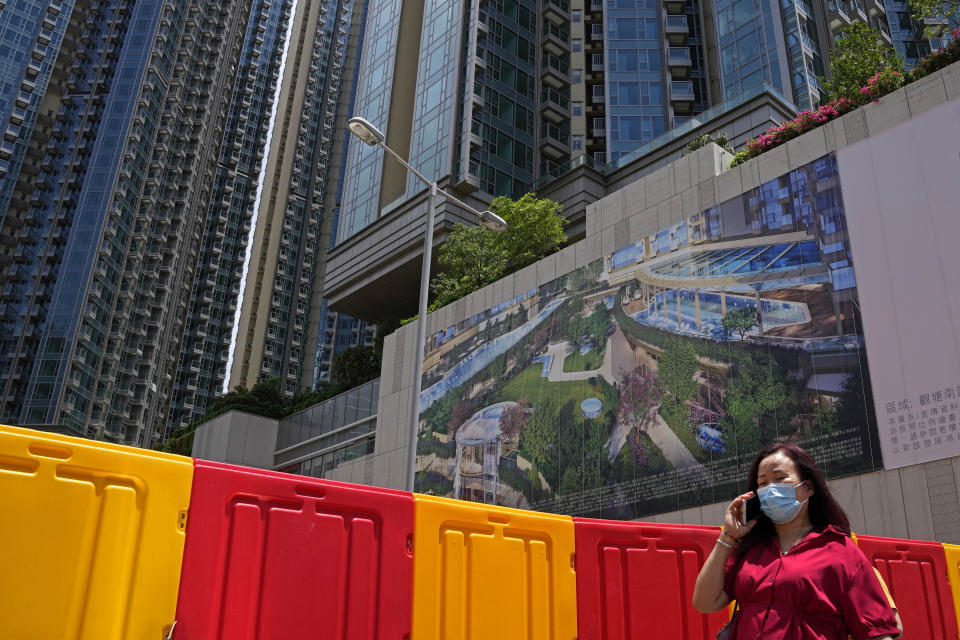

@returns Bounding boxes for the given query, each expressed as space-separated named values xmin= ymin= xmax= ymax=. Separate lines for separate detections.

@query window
xmin=572 ymin=101 xmax=583 ymax=116
xmin=896 ymin=11 xmax=911 ymax=30
xmin=904 ymin=40 xmax=919 ymax=59
xmin=572 ymin=9 xmax=581 ymax=21
xmin=572 ymin=69 xmax=582 ymax=83
xmin=572 ymin=39 xmax=582 ymax=52
xmin=573 ymin=135 xmax=583 ymax=150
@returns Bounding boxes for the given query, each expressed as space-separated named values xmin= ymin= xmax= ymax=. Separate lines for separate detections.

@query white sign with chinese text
xmin=837 ymin=98 xmax=960 ymax=469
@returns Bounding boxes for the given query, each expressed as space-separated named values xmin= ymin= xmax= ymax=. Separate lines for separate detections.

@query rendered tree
xmin=588 ymin=302 xmax=612 ymax=350
xmin=499 ymin=400 xmax=532 ymax=440
xmin=821 ymin=23 xmax=903 ymax=103
xmin=687 ymin=404 xmax=724 ymax=433
xmin=721 ymin=306 xmax=759 ymax=341
xmin=447 ymin=398 xmax=475 ymax=433
xmin=617 ymin=367 xmax=664 ymax=439
xmin=627 ymin=432 xmax=650 ymax=466
xmin=520 ymin=397 xmax=559 ymax=487
xmin=658 ymin=337 xmax=699 ymax=411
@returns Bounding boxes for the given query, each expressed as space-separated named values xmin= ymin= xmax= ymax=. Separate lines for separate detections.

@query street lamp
xmin=347 ymin=116 xmax=508 ymax=491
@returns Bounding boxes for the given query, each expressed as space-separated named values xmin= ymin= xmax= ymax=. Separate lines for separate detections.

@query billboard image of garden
xmin=414 ymin=153 xmax=885 ymax=519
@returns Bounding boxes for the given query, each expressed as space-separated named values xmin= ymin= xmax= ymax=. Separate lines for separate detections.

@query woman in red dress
xmin=692 ymin=443 xmax=902 ymax=640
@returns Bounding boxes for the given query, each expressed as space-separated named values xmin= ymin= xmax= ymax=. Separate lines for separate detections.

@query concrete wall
xmin=371 ymin=62 xmax=960 ymax=540
xmin=192 ymin=410 xmax=279 ymax=469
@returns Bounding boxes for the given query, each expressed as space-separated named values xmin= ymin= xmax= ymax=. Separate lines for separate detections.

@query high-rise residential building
xmin=323 ymin=0 xmax=724 ymax=322
xmin=166 ymin=0 xmax=296 ymax=431
xmin=220 ymin=0 xmax=372 ymax=402
xmin=0 ymin=0 xmax=253 ymax=444
xmin=166 ymin=0 xmax=374 ymax=434
xmin=324 ymin=0 xmax=905 ymax=330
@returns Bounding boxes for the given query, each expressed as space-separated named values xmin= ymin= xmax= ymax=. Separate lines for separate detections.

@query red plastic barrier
xmin=856 ymin=535 xmax=958 ymax=640
xmin=574 ymin=519 xmax=729 ymax=640
xmin=174 ymin=461 xmax=414 ymax=640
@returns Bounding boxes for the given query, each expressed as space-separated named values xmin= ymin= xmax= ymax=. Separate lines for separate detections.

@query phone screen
xmin=743 ymin=495 xmax=762 ymax=524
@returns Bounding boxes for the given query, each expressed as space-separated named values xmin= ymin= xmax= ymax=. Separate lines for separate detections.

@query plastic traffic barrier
xmin=574 ymin=519 xmax=730 ymax=640
xmin=174 ymin=460 xmax=414 ymax=640
xmin=0 ymin=423 xmax=193 ymax=640
xmin=856 ymin=534 xmax=958 ymax=640
xmin=412 ymin=495 xmax=578 ymax=639
xmin=942 ymin=543 xmax=960 ymax=638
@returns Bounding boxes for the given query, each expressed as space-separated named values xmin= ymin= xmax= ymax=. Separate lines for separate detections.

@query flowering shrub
xmin=859 ymin=67 xmax=905 ymax=103
xmin=732 ymin=31 xmax=960 ymax=168
xmin=731 ymin=97 xmax=858 ymax=166
xmin=910 ymin=28 xmax=960 ymax=81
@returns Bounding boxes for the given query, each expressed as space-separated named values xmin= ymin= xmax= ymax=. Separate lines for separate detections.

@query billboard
xmin=837 ymin=99 xmax=960 ymax=469
xmin=414 ymin=153 xmax=885 ymax=519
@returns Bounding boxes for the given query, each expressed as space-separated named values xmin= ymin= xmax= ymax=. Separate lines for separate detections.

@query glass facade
xmin=605 ymin=0 xmax=667 ymax=161
xmin=471 ymin=0 xmax=537 ymax=196
xmin=713 ymin=0 xmax=785 ymax=101
xmin=336 ymin=0 xmax=402 ymax=242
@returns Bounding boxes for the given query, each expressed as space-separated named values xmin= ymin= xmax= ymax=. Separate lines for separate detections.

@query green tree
xmin=331 ymin=345 xmax=380 ymax=388
xmin=658 ymin=337 xmax=699 ymax=410
xmin=682 ymin=132 xmax=734 ymax=155
xmin=908 ymin=0 xmax=959 ymax=37
xmin=429 ymin=224 xmax=510 ymax=312
xmin=721 ymin=305 xmax=759 ymax=340
xmin=492 ymin=193 xmax=568 ymax=270
xmin=821 ymin=23 xmax=903 ymax=102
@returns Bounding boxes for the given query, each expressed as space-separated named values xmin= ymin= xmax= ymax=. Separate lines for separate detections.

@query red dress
xmin=723 ymin=526 xmax=900 ymax=640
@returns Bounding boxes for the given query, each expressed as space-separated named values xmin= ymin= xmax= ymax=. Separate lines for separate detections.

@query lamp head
xmin=347 ymin=117 xmax=384 ymax=146
xmin=479 ymin=210 xmax=508 ymax=233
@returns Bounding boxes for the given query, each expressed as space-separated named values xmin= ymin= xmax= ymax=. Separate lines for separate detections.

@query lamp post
xmin=347 ymin=117 xmax=507 ymax=491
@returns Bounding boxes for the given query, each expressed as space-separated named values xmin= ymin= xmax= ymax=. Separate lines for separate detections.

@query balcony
xmin=540 ymin=54 xmax=569 ymax=89
xmin=540 ymin=86 xmax=570 ymax=123
xmin=852 ymin=0 xmax=867 ymax=20
xmin=867 ymin=0 xmax=884 ymax=16
xmin=667 ymin=46 xmax=692 ymax=78
xmin=542 ymin=22 xmax=569 ymax=57
xmin=665 ymin=15 xmax=689 ymax=45
xmin=826 ymin=0 xmax=852 ymax=31
xmin=543 ymin=0 xmax=569 ymax=25
xmin=664 ymin=0 xmax=686 ymax=12
xmin=539 ymin=122 xmax=570 ymax=160
xmin=670 ymin=80 xmax=695 ymax=113
xmin=876 ymin=20 xmax=892 ymax=44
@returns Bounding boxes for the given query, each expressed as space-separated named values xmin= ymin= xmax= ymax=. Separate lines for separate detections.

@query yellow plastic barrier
xmin=945 ymin=543 xmax=960 ymax=638
xmin=0 ymin=424 xmax=193 ymax=640
xmin=412 ymin=494 xmax=578 ymax=639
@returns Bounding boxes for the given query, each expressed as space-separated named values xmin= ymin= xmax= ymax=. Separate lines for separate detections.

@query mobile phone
xmin=742 ymin=494 xmax=762 ymax=525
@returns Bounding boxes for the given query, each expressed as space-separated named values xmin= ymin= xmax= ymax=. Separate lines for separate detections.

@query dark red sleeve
xmin=722 ymin=551 xmax=739 ymax=600
xmin=838 ymin=556 xmax=901 ymax=640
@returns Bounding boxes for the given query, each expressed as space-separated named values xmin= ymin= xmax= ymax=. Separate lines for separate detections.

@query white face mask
xmin=757 ymin=480 xmax=808 ymax=524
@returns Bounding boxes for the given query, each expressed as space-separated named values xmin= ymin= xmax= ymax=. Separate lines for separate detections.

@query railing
xmin=531 ymin=82 xmax=797 ymax=188
xmin=668 ymin=47 xmax=691 ymax=63
xmin=671 ymin=80 xmax=695 ymax=98
xmin=666 ymin=15 xmax=688 ymax=29
xmin=540 ymin=122 xmax=570 ymax=145
xmin=541 ymin=54 xmax=570 ymax=76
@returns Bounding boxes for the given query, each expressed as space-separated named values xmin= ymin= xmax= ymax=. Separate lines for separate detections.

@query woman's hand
xmin=723 ymin=491 xmax=758 ymax=541
xmin=693 ymin=492 xmax=757 ymax=613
